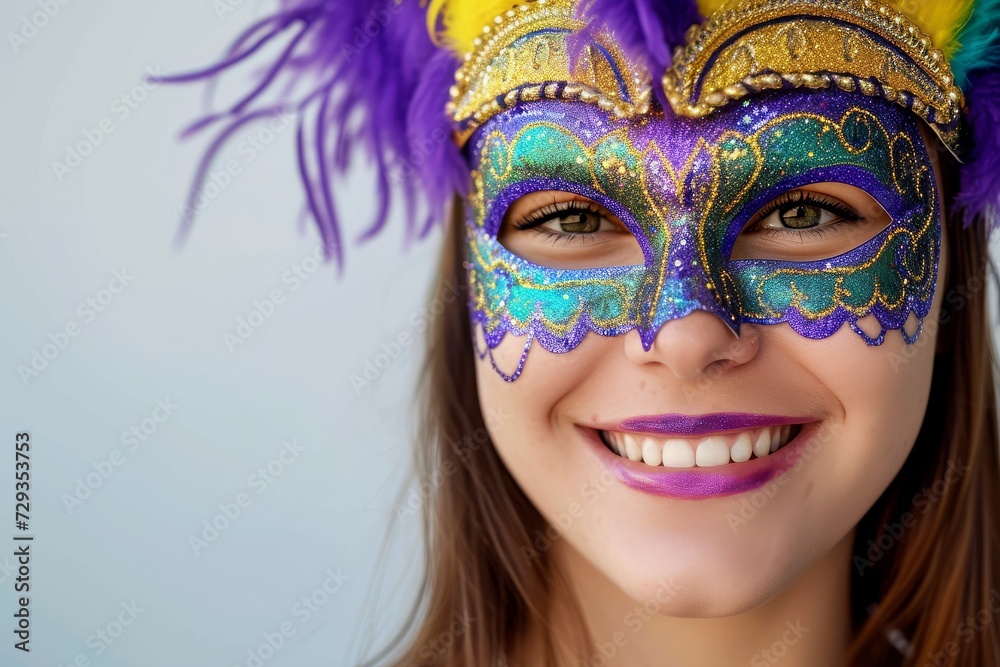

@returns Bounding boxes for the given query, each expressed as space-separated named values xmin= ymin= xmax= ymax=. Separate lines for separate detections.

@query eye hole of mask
xmin=497 ymin=184 xmax=893 ymax=269
xmin=730 ymin=184 xmax=892 ymax=262
xmin=498 ymin=191 xmax=645 ymax=269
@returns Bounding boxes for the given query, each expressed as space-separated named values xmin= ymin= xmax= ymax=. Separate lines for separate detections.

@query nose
xmin=623 ymin=310 xmax=759 ymax=380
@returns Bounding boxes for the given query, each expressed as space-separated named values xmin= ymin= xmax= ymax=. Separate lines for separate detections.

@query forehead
xmin=468 ymin=89 xmax=924 ymax=162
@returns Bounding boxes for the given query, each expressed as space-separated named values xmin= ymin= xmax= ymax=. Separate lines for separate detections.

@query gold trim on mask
xmin=663 ymin=0 xmax=963 ymax=155
xmin=447 ymin=0 xmax=652 ymax=146
xmin=448 ymin=0 xmax=964 ymax=156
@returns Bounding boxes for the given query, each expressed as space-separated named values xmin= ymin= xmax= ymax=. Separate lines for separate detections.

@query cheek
xmin=472 ymin=327 xmax=620 ymax=519
xmin=764 ymin=315 xmax=936 ymax=520
xmin=715 ymin=233 xmax=947 ymax=593
xmin=473 ymin=324 xmax=622 ymax=411
xmin=784 ymin=218 xmax=948 ymax=507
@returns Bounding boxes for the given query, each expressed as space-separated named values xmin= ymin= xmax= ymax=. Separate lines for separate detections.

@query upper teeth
xmin=602 ymin=425 xmax=796 ymax=468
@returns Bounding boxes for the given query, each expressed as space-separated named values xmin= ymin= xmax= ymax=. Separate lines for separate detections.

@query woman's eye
xmin=510 ymin=201 xmax=618 ymax=237
xmin=732 ymin=186 xmax=889 ymax=261
xmin=752 ymin=200 xmax=852 ymax=232
xmin=536 ymin=209 xmax=608 ymax=234
xmin=498 ymin=193 xmax=644 ymax=268
xmin=746 ymin=192 xmax=861 ymax=235
xmin=774 ymin=203 xmax=822 ymax=229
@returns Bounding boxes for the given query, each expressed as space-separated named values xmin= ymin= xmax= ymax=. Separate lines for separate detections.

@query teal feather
xmin=951 ymin=0 xmax=1000 ymax=88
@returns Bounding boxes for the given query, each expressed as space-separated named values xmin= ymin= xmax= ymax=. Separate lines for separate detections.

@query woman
xmin=163 ymin=0 xmax=1000 ymax=664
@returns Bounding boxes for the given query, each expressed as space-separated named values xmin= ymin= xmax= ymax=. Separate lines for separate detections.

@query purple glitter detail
xmin=470 ymin=275 xmax=637 ymax=355
xmin=474 ymin=329 xmax=534 ymax=382
xmin=466 ymin=90 xmax=941 ymax=380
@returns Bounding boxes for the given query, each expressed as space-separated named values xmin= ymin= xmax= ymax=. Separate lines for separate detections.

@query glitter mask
xmin=465 ymin=90 xmax=941 ymax=380
xmin=452 ymin=0 xmax=957 ymax=380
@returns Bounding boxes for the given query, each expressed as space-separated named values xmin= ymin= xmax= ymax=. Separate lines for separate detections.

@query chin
xmin=605 ymin=549 xmax=796 ymax=618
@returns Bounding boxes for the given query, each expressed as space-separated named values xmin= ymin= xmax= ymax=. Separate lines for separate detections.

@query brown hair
xmin=845 ymin=186 xmax=1000 ymax=663
xmin=365 ymin=184 xmax=1000 ymax=665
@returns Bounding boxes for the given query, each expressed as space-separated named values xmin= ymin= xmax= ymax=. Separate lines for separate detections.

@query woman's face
xmin=468 ymin=89 xmax=949 ymax=615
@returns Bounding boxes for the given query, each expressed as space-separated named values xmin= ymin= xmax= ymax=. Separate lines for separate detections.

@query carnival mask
xmin=454 ymin=0 xmax=953 ymax=380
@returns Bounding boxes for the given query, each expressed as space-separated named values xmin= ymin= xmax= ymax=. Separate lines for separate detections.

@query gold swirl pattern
xmin=465 ymin=95 xmax=940 ymax=357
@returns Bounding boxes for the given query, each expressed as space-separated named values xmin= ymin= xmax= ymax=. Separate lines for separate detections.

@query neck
xmin=525 ymin=530 xmax=855 ymax=667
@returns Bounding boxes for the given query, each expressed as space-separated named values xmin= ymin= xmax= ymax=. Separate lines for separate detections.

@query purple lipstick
xmin=582 ymin=413 xmax=821 ymax=499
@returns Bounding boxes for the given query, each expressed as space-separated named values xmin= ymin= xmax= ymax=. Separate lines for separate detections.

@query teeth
xmin=752 ymin=428 xmax=771 ymax=458
xmin=695 ymin=436 xmax=730 ymax=466
xmin=662 ymin=439 xmax=695 ymax=467
xmin=613 ymin=431 xmax=626 ymax=457
xmin=769 ymin=427 xmax=782 ymax=453
xmin=602 ymin=424 xmax=800 ymax=469
xmin=605 ymin=431 xmax=619 ymax=456
xmin=730 ymin=431 xmax=752 ymax=462
xmin=641 ymin=437 xmax=662 ymax=466
xmin=624 ymin=434 xmax=643 ymax=462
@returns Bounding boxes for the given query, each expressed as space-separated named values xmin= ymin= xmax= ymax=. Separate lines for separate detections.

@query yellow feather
xmin=426 ymin=0 xmax=523 ymax=55
xmin=890 ymin=0 xmax=974 ymax=58
xmin=694 ymin=0 xmax=974 ymax=58
xmin=694 ymin=0 xmax=729 ymax=16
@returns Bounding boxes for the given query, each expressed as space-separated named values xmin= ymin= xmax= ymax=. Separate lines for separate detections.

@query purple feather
xmin=955 ymin=71 xmax=1000 ymax=233
xmin=407 ymin=49 xmax=469 ymax=240
xmin=571 ymin=0 xmax=701 ymax=107
xmin=154 ymin=0 xmax=463 ymax=268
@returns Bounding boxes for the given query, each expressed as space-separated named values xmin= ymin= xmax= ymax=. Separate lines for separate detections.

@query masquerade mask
xmin=454 ymin=0 xmax=947 ymax=380
xmin=466 ymin=91 xmax=939 ymax=380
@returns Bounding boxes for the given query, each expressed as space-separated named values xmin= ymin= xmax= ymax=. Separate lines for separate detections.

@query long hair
xmin=367 ymin=180 xmax=1000 ymax=665
xmin=846 ymin=165 xmax=1000 ymax=665
xmin=360 ymin=199 xmax=590 ymax=666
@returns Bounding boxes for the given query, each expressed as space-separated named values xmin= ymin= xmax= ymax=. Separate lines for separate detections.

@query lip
xmin=578 ymin=420 xmax=820 ymax=500
xmin=610 ymin=412 xmax=812 ymax=437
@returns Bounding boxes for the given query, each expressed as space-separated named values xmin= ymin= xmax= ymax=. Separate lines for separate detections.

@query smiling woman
xmin=164 ymin=0 xmax=1000 ymax=664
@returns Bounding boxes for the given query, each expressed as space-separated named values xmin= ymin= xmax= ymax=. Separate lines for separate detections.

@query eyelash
xmin=745 ymin=191 xmax=864 ymax=239
xmin=510 ymin=201 xmax=610 ymax=245
xmin=511 ymin=201 xmax=603 ymax=230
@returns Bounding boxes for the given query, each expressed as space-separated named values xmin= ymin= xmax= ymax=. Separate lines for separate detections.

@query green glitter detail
xmin=468 ymin=105 xmax=936 ymax=345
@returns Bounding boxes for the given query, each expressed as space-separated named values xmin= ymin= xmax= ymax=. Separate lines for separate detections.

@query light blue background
xmin=2 ymin=1 xmax=999 ymax=666
xmin=1 ymin=1 xmax=433 ymax=665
